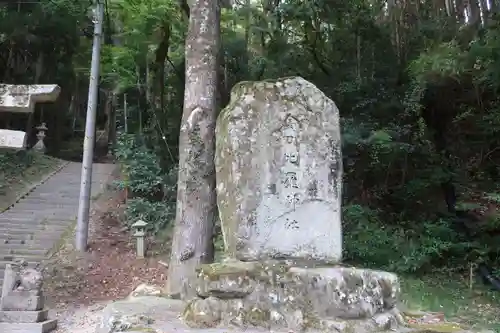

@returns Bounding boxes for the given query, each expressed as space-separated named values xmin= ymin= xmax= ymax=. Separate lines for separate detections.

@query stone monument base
xmin=0 ymin=260 xmax=58 ymax=333
xmin=0 ymin=309 xmax=49 ymax=322
xmin=183 ymin=260 xmax=405 ymax=332
xmin=0 ymin=319 xmax=57 ymax=333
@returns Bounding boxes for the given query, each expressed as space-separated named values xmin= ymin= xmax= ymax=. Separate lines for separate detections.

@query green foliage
xmin=114 ymin=132 xmax=178 ymax=234
xmin=114 ymin=132 xmax=163 ymax=197
xmin=125 ymin=198 xmax=175 ymax=234
xmin=343 ymin=204 xmax=500 ymax=274
xmin=409 ymin=41 xmax=466 ymax=84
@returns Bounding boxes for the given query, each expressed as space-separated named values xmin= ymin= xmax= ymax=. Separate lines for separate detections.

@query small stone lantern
xmin=33 ymin=122 xmax=48 ymax=153
xmin=131 ymin=220 xmax=148 ymax=258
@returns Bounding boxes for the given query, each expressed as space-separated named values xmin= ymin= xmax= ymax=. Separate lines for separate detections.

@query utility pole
xmin=76 ymin=0 xmax=104 ymax=251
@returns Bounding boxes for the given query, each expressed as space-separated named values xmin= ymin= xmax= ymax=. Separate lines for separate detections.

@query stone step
xmin=0 ymin=162 xmax=115 ymax=295
xmin=0 ymin=217 xmax=73 ymax=224
xmin=0 ymin=320 xmax=58 ymax=333
xmin=0 ymin=254 xmax=46 ymax=262
xmin=1 ymin=209 xmax=77 ymax=215
xmin=0 ymin=260 xmax=39 ymax=267
xmin=0 ymin=240 xmax=59 ymax=249
xmin=0 ymin=232 xmax=68 ymax=240
xmin=0 ymin=219 xmax=72 ymax=226
xmin=18 ymin=197 xmax=79 ymax=203
xmin=0 ymin=223 xmax=72 ymax=231
xmin=18 ymin=189 xmax=78 ymax=195
xmin=13 ymin=204 xmax=78 ymax=209
xmin=0 ymin=248 xmax=47 ymax=257
xmin=12 ymin=200 xmax=78 ymax=206
xmin=0 ymin=232 xmax=69 ymax=241
xmin=0 ymin=232 xmax=68 ymax=242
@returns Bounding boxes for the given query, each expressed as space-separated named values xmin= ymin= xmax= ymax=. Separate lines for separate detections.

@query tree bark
xmin=166 ymin=0 xmax=220 ymax=298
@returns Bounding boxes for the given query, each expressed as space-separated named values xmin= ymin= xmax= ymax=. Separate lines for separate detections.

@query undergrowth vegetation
xmin=114 ymin=133 xmax=177 ymax=234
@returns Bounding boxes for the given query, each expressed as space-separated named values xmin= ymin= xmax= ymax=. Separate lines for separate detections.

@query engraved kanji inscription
xmin=283 ymin=172 xmax=299 ymax=188
xmin=286 ymin=193 xmax=301 ymax=210
xmin=285 ymin=218 xmax=299 ymax=230
xmin=283 ymin=115 xmax=299 ymax=144
xmin=285 ymin=152 xmax=299 ymax=164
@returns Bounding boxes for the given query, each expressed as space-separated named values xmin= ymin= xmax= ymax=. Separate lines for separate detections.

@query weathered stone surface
xmin=188 ymin=260 xmax=402 ymax=331
xmin=183 ymin=296 xmax=223 ymax=328
xmin=0 ymin=130 xmax=27 ymax=149
xmin=96 ymin=296 xmax=184 ymax=333
xmin=183 ymin=296 xmax=404 ymax=332
xmin=0 ymin=319 xmax=57 ymax=333
xmin=0 ymin=309 xmax=48 ymax=322
xmin=285 ymin=266 xmax=400 ymax=319
xmin=128 ymin=283 xmax=164 ymax=298
xmin=1 ymin=260 xmax=44 ymax=312
xmin=0 ymin=319 xmax=56 ymax=333
xmin=195 ymin=260 xmax=277 ymax=299
xmin=215 ymin=77 xmax=342 ymax=262
xmin=0 ymin=84 xmax=61 ymax=113
xmin=91 ymin=294 xmax=492 ymax=333
xmin=1 ymin=295 xmax=43 ymax=311
xmin=317 ymin=309 xmax=403 ymax=332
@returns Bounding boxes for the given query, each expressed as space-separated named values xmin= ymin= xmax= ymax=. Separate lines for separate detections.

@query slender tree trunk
xmin=469 ymin=0 xmax=481 ymax=26
xmin=166 ymin=0 xmax=220 ymax=299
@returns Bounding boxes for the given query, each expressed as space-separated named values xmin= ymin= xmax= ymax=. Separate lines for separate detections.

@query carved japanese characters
xmin=215 ymin=77 xmax=342 ymax=262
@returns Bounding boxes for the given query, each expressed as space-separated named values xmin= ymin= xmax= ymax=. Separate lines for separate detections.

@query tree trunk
xmin=166 ymin=0 xmax=220 ymax=299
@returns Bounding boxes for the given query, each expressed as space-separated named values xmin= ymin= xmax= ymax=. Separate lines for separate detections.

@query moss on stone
xmin=302 ymin=311 xmax=321 ymax=329
xmin=198 ymin=261 xmax=264 ymax=280
xmin=126 ymin=327 xmax=157 ymax=333
xmin=245 ymin=307 xmax=271 ymax=326
xmin=407 ymin=322 xmax=464 ymax=333
xmin=181 ymin=300 xmax=196 ymax=322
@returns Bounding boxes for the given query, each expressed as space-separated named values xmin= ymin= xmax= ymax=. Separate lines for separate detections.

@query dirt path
xmin=42 ymin=171 xmax=169 ymax=332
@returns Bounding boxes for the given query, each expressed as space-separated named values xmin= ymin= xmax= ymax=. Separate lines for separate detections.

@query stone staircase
xmin=0 ymin=162 xmax=115 ymax=288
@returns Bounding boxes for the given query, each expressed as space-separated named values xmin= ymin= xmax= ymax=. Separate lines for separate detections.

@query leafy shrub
xmin=114 ymin=132 xmax=164 ymax=198
xmin=343 ymin=204 xmax=498 ymax=274
xmin=115 ymin=132 xmax=178 ymax=234
xmin=125 ymin=198 xmax=175 ymax=234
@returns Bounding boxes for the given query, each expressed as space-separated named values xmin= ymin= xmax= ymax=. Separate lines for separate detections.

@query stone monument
xmin=0 ymin=259 xmax=57 ymax=333
xmin=183 ymin=77 xmax=404 ymax=332
xmin=0 ymin=84 xmax=60 ymax=150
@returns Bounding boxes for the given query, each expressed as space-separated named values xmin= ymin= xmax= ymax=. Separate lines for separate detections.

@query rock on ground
xmin=69 ymin=295 xmax=491 ymax=333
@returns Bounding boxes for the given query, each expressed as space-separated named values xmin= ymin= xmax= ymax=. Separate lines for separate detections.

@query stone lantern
xmin=33 ymin=122 xmax=48 ymax=153
xmin=131 ymin=220 xmax=148 ymax=258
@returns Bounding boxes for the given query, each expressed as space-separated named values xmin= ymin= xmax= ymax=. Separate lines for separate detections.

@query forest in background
xmin=1 ymin=0 xmax=500 ymax=277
